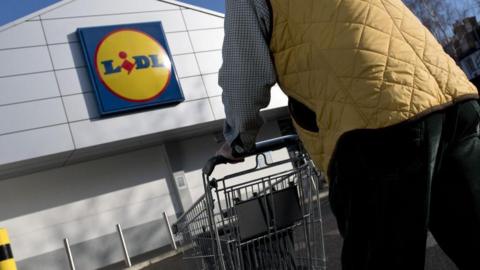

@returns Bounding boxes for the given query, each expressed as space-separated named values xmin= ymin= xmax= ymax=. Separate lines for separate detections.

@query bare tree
xmin=403 ymin=0 xmax=455 ymax=44
xmin=403 ymin=0 xmax=480 ymax=44
xmin=474 ymin=0 xmax=480 ymax=13
xmin=451 ymin=0 xmax=480 ymax=21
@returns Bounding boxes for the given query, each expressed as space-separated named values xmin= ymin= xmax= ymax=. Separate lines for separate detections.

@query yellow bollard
xmin=0 ymin=228 xmax=17 ymax=270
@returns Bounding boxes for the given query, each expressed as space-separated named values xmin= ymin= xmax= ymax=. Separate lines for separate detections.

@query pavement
xmin=141 ymin=199 xmax=458 ymax=270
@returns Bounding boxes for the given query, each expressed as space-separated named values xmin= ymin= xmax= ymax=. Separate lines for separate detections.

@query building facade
xmin=447 ymin=17 xmax=480 ymax=88
xmin=0 ymin=0 xmax=291 ymax=269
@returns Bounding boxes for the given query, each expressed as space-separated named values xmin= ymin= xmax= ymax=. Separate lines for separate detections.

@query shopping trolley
xmin=172 ymin=135 xmax=327 ymax=270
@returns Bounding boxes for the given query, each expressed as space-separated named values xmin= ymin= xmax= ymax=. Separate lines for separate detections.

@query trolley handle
xmin=202 ymin=135 xmax=299 ymax=176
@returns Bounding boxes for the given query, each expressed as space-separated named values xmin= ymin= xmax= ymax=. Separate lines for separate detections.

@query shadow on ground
xmin=145 ymin=199 xmax=458 ymax=270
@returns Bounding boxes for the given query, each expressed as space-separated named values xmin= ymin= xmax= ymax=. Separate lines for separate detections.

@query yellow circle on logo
xmin=95 ymin=29 xmax=172 ymax=102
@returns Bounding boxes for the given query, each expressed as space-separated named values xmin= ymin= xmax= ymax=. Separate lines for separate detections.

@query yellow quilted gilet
xmin=269 ymin=0 xmax=478 ymax=174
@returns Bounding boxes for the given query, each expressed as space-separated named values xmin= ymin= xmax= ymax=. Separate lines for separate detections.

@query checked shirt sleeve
xmin=219 ymin=0 xmax=277 ymax=152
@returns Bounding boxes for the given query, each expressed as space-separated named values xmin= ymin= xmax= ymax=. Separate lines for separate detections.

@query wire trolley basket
xmin=172 ymin=135 xmax=327 ymax=270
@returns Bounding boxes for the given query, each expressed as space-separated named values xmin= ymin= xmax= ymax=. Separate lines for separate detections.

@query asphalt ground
xmin=144 ymin=199 xmax=458 ymax=270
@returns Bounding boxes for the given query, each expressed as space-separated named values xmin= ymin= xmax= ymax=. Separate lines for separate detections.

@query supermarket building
xmin=0 ymin=0 xmax=292 ymax=269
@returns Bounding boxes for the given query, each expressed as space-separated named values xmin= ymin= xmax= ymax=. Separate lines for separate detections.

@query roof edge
xmin=159 ymin=0 xmax=224 ymax=18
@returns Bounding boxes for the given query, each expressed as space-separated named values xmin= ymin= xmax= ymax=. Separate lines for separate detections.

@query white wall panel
xmin=49 ymin=42 xmax=85 ymax=70
xmin=209 ymin=87 xmax=288 ymax=120
xmin=209 ymin=96 xmax=225 ymax=120
xmin=179 ymin=76 xmax=208 ymax=100
xmin=0 ymin=98 xmax=67 ymax=135
xmin=0 ymin=124 xmax=73 ymax=165
xmin=65 ymin=145 xmax=144 ymax=167
xmin=42 ymin=10 xmax=185 ymax=44
xmin=0 ymin=47 xmax=52 ymax=77
xmin=202 ymin=73 xmax=221 ymax=97
xmin=264 ymin=85 xmax=288 ymax=110
xmin=9 ymin=194 xmax=173 ymax=261
xmin=0 ymin=21 xmax=46 ymax=50
xmin=41 ymin=0 xmax=179 ymax=19
xmin=0 ymin=155 xmax=71 ymax=181
xmin=196 ymin=50 xmax=222 ymax=74
xmin=69 ymin=99 xmax=214 ymax=148
xmin=6 ymin=186 xmax=171 ymax=259
xmin=172 ymin=54 xmax=200 ymax=77
xmin=189 ymin=28 xmax=224 ymax=52
xmin=63 ymin=92 xmax=99 ymax=122
xmin=0 ymin=98 xmax=67 ymax=134
xmin=0 ymin=146 xmax=172 ymax=260
xmin=182 ymin=9 xmax=224 ymax=30
xmin=165 ymin=32 xmax=193 ymax=55
xmin=166 ymin=122 xmax=291 ymax=206
xmin=0 ymin=72 xmax=59 ymax=105
xmin=62 ymin=79 xmax=210 ymax=122
xmin=56 ymin=67 xmax=92 ymax=96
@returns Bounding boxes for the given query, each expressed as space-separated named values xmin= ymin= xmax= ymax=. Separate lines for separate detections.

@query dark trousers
xmin=328 ymin=100 xmax=480 ymax=270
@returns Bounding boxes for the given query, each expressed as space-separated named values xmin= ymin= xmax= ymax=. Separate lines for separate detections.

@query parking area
xmin=144 ymin=198 xmax=458 ymax=270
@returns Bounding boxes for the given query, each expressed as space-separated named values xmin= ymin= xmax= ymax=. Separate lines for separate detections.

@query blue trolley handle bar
xmin=202 ymin=134 xmax=299 ymax=176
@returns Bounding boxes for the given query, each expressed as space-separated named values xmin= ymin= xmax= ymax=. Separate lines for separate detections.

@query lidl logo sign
xmin=78 ymin=22 xmax=184 ymax=115
xmin=95 ymin=29 xmax=172 ymax=102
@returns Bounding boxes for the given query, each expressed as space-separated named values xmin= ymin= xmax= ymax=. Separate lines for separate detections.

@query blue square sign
xmin=77 ymin=22 xmax=185 ymax=115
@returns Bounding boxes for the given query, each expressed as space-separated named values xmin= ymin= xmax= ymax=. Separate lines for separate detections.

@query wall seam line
xmin=39 ymin=8 xmax=182 ymax=21
xmin=0 ymin=123 xmax=69 ymax=137
xmin=179 ymin=9 xmax=217 ymax=122
xmin=0 ymin=62 xmax=221 ymax=80
xmin=0 ymin=71 xmax=222 ymax=107
xmin=0 ymin=29 xmax=220 ymax=51
xmin=39 ymin=16 xmax=78 ymax=160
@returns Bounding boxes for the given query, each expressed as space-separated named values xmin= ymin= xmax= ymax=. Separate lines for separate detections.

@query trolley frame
xmin=173 ymin=135 xmax=327 ymax=270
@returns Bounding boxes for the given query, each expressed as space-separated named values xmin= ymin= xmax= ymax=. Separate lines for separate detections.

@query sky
xmin=0 ymin=0 xmax=226 ymax=29
xmin=0 ymin=0 xmax=476 ymax=31
xmin=0 ymin=0 xmax=64 ymax=27
xmin=174 ymin=0 xmax=225 ymax=13
xmin=447 ymin=0 xmax=479 ymax=18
